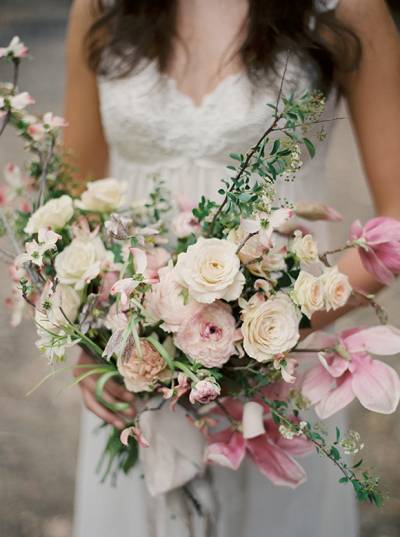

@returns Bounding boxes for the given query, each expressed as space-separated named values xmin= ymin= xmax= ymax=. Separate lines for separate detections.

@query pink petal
xmin=349 ymin=219 xmax=363 ymax=241
xmin=315 ymin=374 xmax=355 ymax=419
xmin=345 ymin=325 xmax=400 ymax=356
xmin=358 ymin=248 xmax=395 ymax=285
xmin=319 ymin=352 xmax=349 ymax=378
xmin=374 ymin=242 xmax=400 ymax=272
xmin=352 ymin=359 xmax=400 ymax=414
xmin=301 ymin=364 xmax=333 ymax=405
xmin=275 ymin=435 xmax=314 ymax=457
xmin=205 ymin=430 xmax=246 ymax=470
xmin=247 ymin=436 xmax=307 ymax=488
xmin=364 ymin=217 xmax=400 ymax=244
xmin=130 ymin=247 xmax=148 ymax=274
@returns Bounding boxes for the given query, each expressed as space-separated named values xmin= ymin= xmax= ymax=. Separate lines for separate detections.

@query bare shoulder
xmin=335 ymin=0 xmax=396 ymax=33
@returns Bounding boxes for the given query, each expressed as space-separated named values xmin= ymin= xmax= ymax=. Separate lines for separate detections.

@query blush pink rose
xmin=171 ymin=211 xmax=200 ymax=238
xmin=174 ymin=301 xmax=239 ymax=368
xmin=189 ymin=378 xmax=221 ymax=404
xmin=146 ymin=247 xmax=171 ymax=272
xmin=145 ymin=265 xmax=202 ymax=332
xmin=117 ymin=339 xmax=171 ymax=393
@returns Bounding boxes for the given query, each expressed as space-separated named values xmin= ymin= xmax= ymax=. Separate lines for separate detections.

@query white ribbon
xmin=139 ymin=401 xmax=206 ymax=497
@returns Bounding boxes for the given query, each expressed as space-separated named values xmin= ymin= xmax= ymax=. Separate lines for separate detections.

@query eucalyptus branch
xmin=270 ymin=116 xmax=346 ymax=134
xmin=207 ymin=54 xmax=291 ymax=237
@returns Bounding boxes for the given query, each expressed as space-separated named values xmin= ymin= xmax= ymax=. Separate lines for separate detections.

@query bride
xmin=64 ymin=1 xmax=400 ymax=536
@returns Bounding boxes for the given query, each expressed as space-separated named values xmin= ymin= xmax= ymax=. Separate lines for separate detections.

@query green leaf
xmin=303 ymin=138 xmax=316 ymax=158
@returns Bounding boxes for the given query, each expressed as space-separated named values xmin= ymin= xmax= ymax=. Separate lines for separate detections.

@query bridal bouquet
xmin=2 ymin=37 xmax=400 ymax=506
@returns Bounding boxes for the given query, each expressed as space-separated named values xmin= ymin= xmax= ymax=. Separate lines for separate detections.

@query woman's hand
xmin=74 ymin=352 xmax=136 ymax=429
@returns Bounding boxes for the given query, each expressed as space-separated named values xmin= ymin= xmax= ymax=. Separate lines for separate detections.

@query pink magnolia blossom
xmin=174 ymin=301 xmax=240 ymax=368
xmin=350 ymin=217 xmax=400 ymax=284
xmin=301 ymin=327 xmax=400 ymax=419
xmin=205 ymin=399 xmax=312 ymax=488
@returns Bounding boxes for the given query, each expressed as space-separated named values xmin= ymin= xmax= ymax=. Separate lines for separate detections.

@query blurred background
xmin=0 ymin=1 xmax=399 ymax=536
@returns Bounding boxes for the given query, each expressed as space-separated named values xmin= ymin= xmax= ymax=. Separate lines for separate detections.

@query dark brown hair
xmin=86 ymin=0 xmax=361 ymax=94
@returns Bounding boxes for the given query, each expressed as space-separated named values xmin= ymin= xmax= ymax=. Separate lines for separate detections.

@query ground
xmin=0 ymin=2 xmax=399 ymax=536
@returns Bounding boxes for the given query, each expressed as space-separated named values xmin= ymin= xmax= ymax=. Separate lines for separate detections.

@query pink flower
xmin=146 ymin=247 xmax=171 ymax=272
xmin=10 ymin=92 xmax=35 ymax=110
xmin=241 ymin=208 xmax=293 ymax=247
xmin=159 ymin=373 xmax=189 ymax=409
xmin=145 ymin=265 xmax=202 ymax=332
xmin=205 ymin=399 xmax=312 ymax=488
xmin=189 ymin=378 xmax=221 ymax=405
xmin=171 ymin=211 xmax=200 ymax=238
xmin=174 ymin=301 xmax=240 ymax=368
xmin=0 ymin=36 xmax=29 ymax=58
xmin=301 ymin=327 xmax=400 ymax=419
xmin=350 ymin=217 xmax=400 ymax=284
xmin=117 ymin=339 xmax=171 ymax=393
xmin=120 ymin=424 xmax=149 ymax=448
xmin=98 ymin=271 xmax=119 ymax=302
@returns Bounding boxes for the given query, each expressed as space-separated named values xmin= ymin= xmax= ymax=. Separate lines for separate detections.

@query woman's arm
xmin=312 ymin=0 xmax=400 ymax=329
xmin=64 ymin=0 xmax=108 ymax=185
xmin=65 ymin=1 xmax=134 ymax=427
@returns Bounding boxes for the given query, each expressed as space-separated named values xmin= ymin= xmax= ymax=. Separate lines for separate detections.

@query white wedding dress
xmin=73 ymin=21 xmax=358 ymax=537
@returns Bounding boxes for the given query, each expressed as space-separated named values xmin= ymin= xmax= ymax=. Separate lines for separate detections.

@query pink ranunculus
xmin=171 ymin=211 xmax=200 ymax=239
xmin=189 ymin=378 xmax=221 ymax=405
xmin=145 ymin=265 xmax=202 ymax=332
xmin=350 ymin=217 xmax=400 ymax=284
xmin=174 ymin=301 xmax=239 ymax=368
xmin=205 ymin=399 xmax=312 ymax=488
xmin=301 ymin=327 xmax=400 ymax=419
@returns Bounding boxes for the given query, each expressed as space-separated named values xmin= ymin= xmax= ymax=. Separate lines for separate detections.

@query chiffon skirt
xmin=73 ymin=407 xmax=358 ymax=537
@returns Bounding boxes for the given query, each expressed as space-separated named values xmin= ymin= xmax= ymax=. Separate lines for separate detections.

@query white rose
xmin=228 ymin=228 xmax=264 ymax=265
xmin=55 ymin=236 xmax=113 ymax=290
xmin=175 ymin=237 xmax=245 ymax=304
xmin=241 ymin=292 xmax=300 ymax=362
xmin=35 ymin=283 xmax=80 ymax=334
xmin=24 ymin=195 xmax=74 ymax=234
xmin=291 ymin=231 xmax=318 ymax=264
xmin=293 ymin=270 xmax=324 ymax=318
xmin=321 ymin=266 xmax=352 ymax=311
xmin=76 ymin=178 xmax=126 ymax=212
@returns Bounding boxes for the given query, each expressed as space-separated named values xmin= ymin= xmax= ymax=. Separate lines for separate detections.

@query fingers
xmin=82 ymin=386 xmax=126 ymax=430
xmin=104 ymin=379 xmax=135 ymax=403
xmin=79 ymin=375 xmax=136 ymax=418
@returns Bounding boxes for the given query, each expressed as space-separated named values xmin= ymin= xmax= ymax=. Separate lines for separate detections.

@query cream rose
xmin=35 ymin=283 xmax=80 ymax=334
xmin=241 ymin=292 xmax=300 ymax=362
xmin=291 ymin=231 xmax=318 ymax=264
xmin=55 ymin=236 xmax=113 ymax=290
xmin=24 ymin=195 xmax=74 ymax=234
xmin=171 ymin=211 xmax=200 ymax=239
xmin=76 ymin=178 xmax=126 ymax=212
xmin=321 ymin=266 xmax=352 ymax=311
xmin=175 ymin=237 xmax=245 ymax=303
xmin=293 ymin=270 xmax=324 ymax=318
